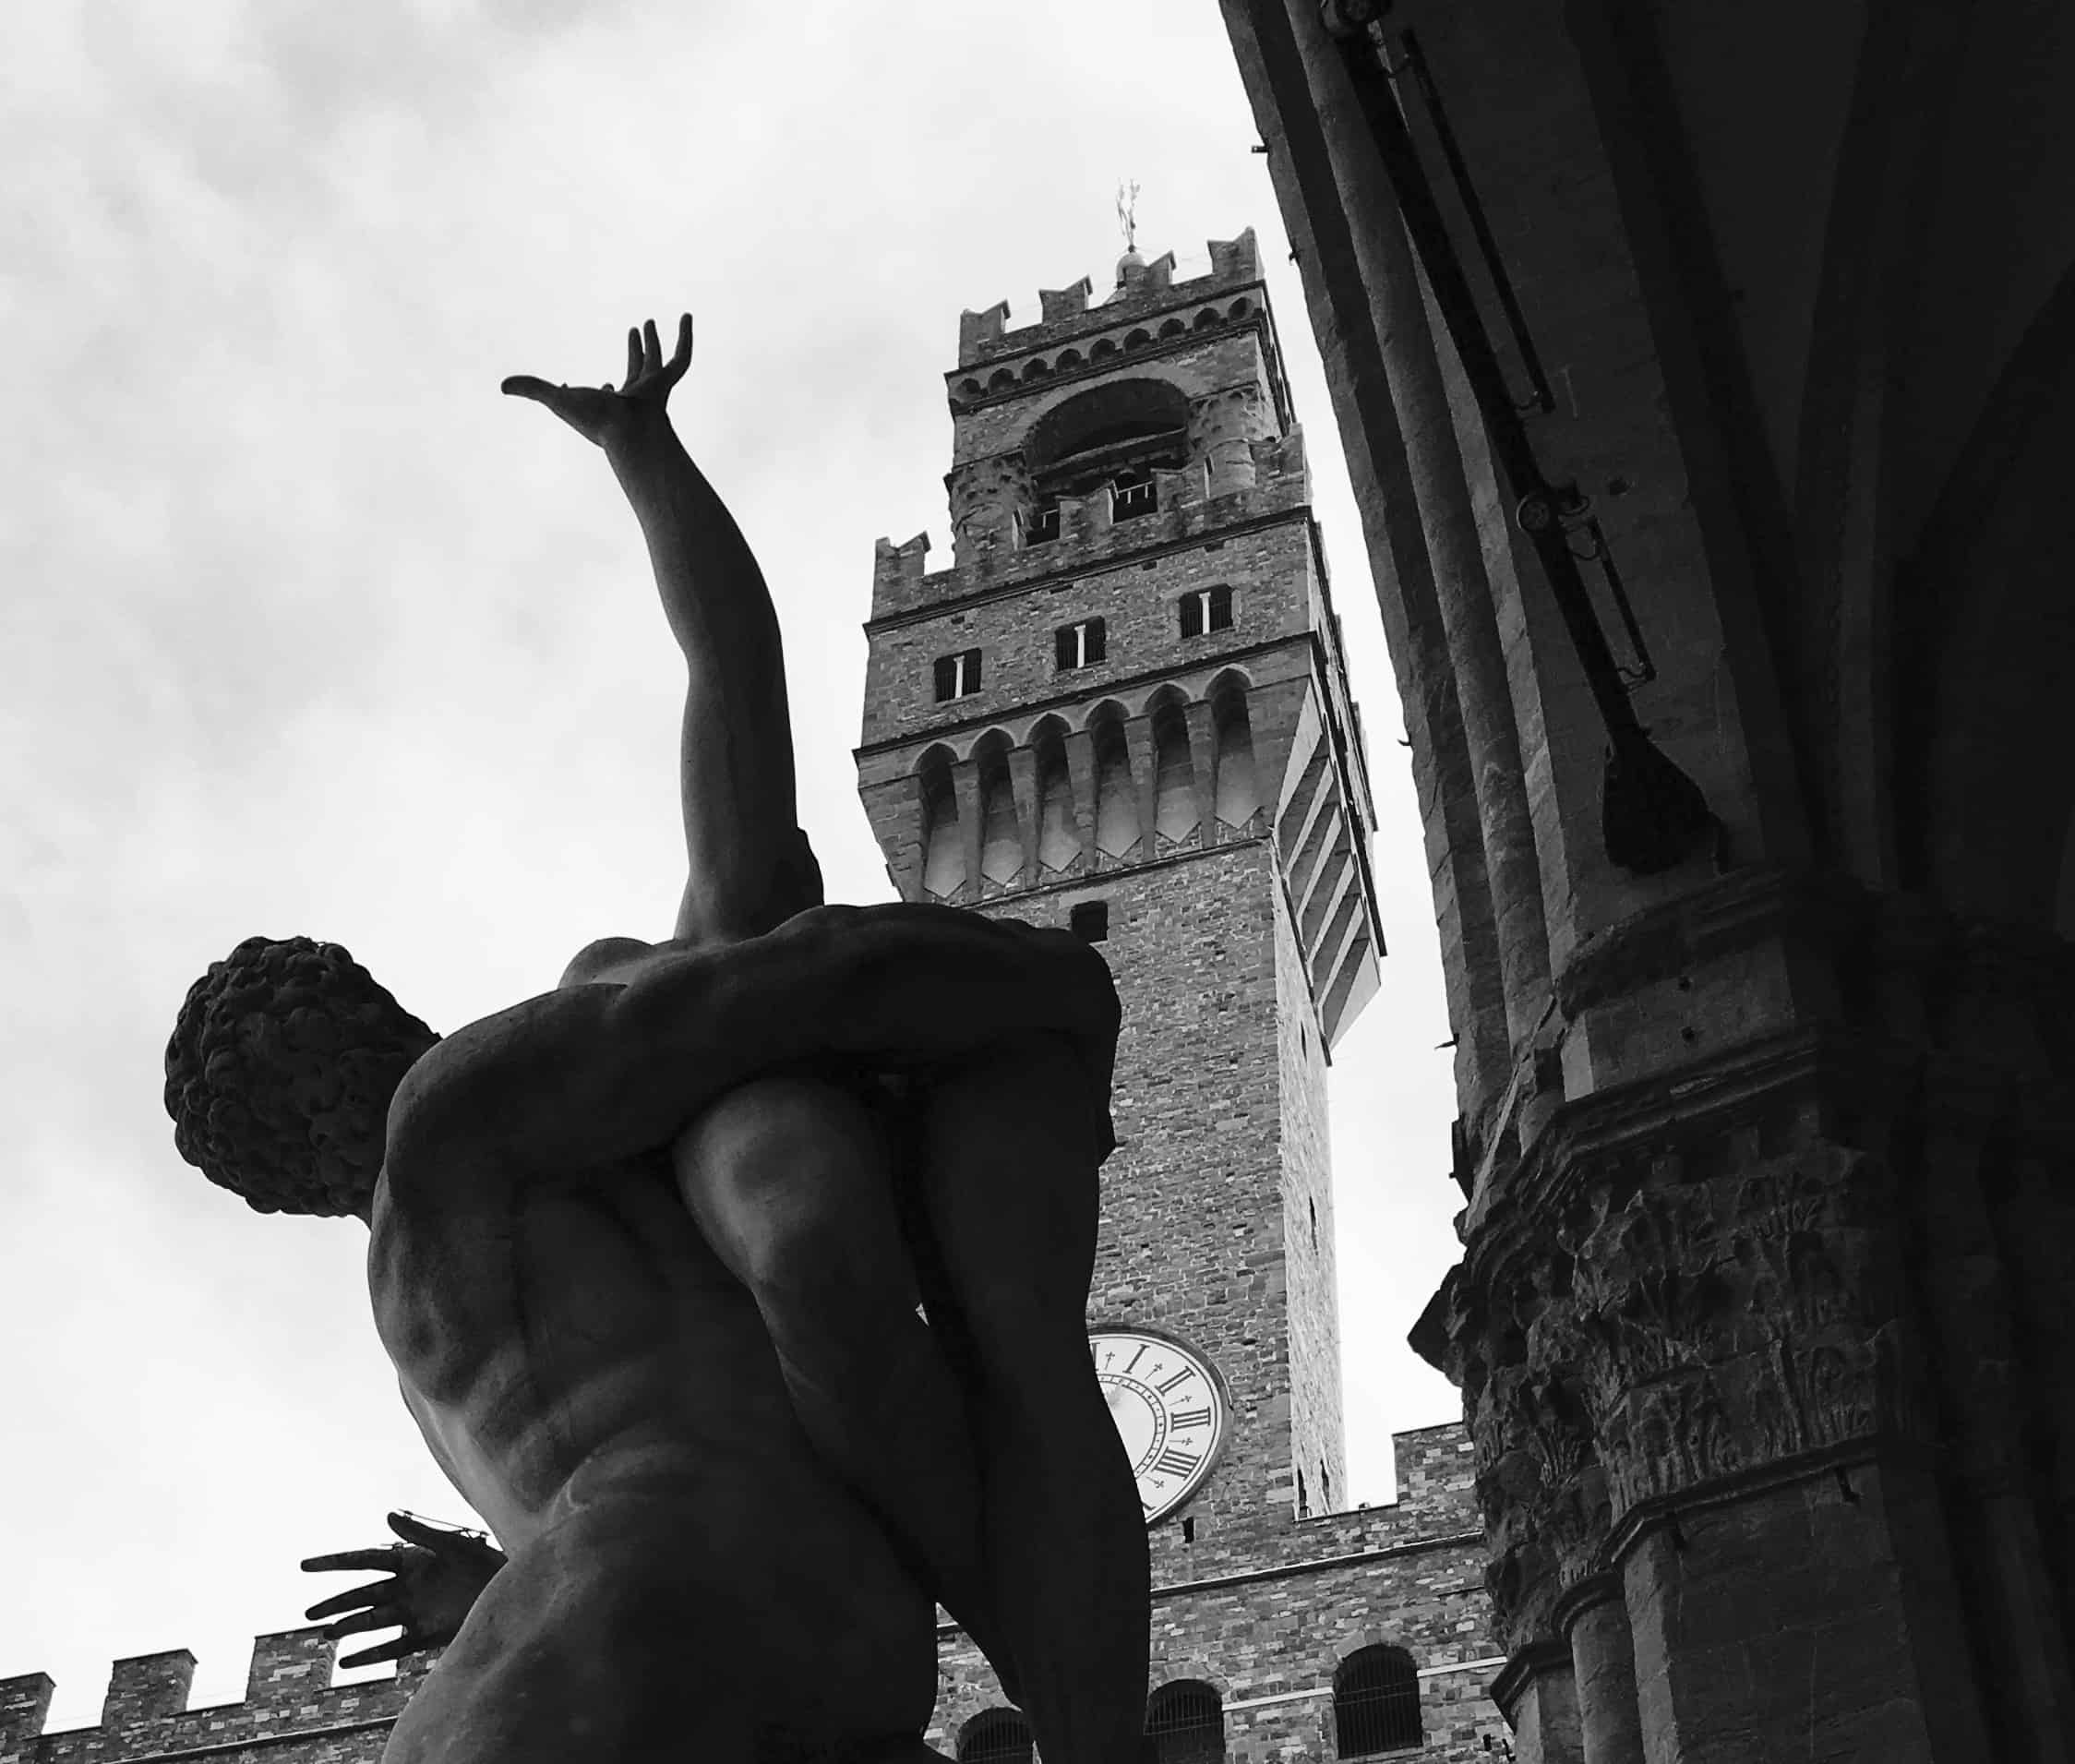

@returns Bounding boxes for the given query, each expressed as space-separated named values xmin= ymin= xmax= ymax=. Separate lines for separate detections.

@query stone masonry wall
xmin=992 ymin=846 xmax=1304 ymax=1570
xmin=951 ymin=331 xmax=1275 ymax=465
xmin=1275 ymin=863 xmax=1346 ymax=1518
xmin=930 ymin=1422 xmax=1501 ymax=1761
xmin=860 ymin=516 xmax=1322 ymax=752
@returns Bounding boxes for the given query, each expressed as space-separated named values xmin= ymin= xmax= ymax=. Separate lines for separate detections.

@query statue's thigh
xmin=670 ymin=1072 xmax=913 ymax=1313
xmin=914 ymin=1034 xmax=1103 ymax=1323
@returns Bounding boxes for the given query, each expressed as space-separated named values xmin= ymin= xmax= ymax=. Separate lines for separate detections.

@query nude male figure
xmin=166 ymin=319 xmax=1147 ymax=1761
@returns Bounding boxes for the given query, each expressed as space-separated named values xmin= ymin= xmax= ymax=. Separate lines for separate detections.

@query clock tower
xmin=857 ymin=233 xmax=1503 ymax=1758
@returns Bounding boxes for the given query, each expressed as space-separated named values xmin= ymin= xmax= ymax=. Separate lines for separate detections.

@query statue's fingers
xmin=625 ymin=328 xmax=642 ymax=390
xmin=499 ymin=375 xmax=559 ymax=403
xmin=305 ymin=1583 xmax=386 ymax=1621
xmin=302 ymin=1548 xmax=404 ymax=1573
xmin=339 ymin=1636 xmax=418 ymax=1671
xmin=388 ymin=1512 xmax=469 ymax=1550
xmin=326 ymin=1604 xmax=402 ymax=1639
xmin=642 ymin=317 xmax=662 ymax=375
xmin=667 ymin=313 xmax=693 ymax=380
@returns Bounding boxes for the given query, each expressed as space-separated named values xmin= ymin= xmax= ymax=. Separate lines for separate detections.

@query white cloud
xmin=2 ymin=0 xmax=1464 ymax=1728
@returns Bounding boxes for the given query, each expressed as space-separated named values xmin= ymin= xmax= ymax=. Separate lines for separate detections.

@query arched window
xmin=959 ymin=1709 xmax=1034 ymax=1764
xmin=1143 ymin=1680 xmax=1225 ymax=1764
xmin=1334 ymin=1646 xmax=1421 ymax=1756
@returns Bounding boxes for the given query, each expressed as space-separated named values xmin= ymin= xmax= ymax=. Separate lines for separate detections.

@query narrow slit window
xmin=1180 ymin=586 xmax=1234 ymax=639
xmin=933 ymin=648 xmax=983 ymax=702
xmin=1055 ymin=618 xmax=1108 ymax=671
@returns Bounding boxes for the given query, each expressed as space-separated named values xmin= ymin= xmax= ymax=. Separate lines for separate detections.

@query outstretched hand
xmin=502 ymin=314 xmax=693 ymax=446
xmin=301 ymin=1511 xmax=507 ymax=1667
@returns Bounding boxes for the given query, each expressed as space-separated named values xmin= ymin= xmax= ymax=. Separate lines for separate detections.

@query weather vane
xmin=1116 ymin=180 xmax=1141 ymax=253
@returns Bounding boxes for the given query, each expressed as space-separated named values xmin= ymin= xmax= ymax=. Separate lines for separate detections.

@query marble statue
xmin=164 ymin=318 xmax=1150 ymax=1764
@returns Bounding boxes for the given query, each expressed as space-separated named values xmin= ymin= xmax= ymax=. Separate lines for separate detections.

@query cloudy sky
xmin=2 ymin=0 xmax=1466 ymax=1728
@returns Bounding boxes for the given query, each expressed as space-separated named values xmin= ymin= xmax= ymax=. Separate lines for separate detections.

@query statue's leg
xmin=670 ymin=1073 xmax=1010 ymax=1676
xmin=913 ymin=1034 xmax=1150 ymax=1764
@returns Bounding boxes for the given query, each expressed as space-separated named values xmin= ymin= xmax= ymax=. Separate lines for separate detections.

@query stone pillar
xmin=1007 ymin=745 xmax=1041 ymax=887
xmin=1184 ymin=700 xmax=1218 ymax=840
xmin=1063 ymin=727 xmax=1100 ymax=872
xmin=951 ymin=758 xmax=983 ymax=904
xmin=1492 ymin=1642 xmax=1583 ymax=1764
xmin=1555 ymin=1151 xmax=1996 ymax=1763
xmin=1123 ymin=716 xmax=1159 ymax=863
xmin=1555 ymin=1576 xmax=1641 ymax=1764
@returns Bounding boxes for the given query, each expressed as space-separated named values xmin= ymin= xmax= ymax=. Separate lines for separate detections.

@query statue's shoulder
xmin=381 ymin=990 xmax=593 ymax=1192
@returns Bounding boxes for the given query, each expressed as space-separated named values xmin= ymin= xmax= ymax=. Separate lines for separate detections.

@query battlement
xmin=0 ymin=1628 xmax=427 ymax=1763
xmin=870 ymin=426 xmax=1311 ymax=623
xmin=1289 ymin=1422 xmax=1481 ymax=1559
xmin=954 ymin=229 xmax=1261 ymax=369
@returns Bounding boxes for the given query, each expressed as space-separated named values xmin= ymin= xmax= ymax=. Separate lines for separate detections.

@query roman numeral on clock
xmin=1153 ymin=1446 xmax=1202 ymax=1478
xmin=1155 ymin=1368 xmax=1195 ymax=1395
xmin=1169 ymin=1406 xmax=1213 ymax=1431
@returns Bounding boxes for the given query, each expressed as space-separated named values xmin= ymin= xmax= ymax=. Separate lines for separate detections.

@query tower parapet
xmin=954 ymin=230 xmax=1262 ymax=370
xmin=0 ymin=1629 xmax=426 ymax=1764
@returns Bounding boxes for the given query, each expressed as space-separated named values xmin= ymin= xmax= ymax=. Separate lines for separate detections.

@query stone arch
xmin=1091 ymin=336 xmax=1119 ymax=360
xmin=1193 ymin=306 xmax=1222 ymax=330
xmin=1123 ymin=328 xmax=1152 ymax=351
xmin=1023 ymin=357 xmax=1051 ymax=380
xmin=916 ymin=743 xmax=962 ymax=902
xmin=1089 ymin=702 xmax=1140 ymax=862
xmin=1150 ymin=688 xmax=1198 ymax=848
xmin=1209 ymin=672 xmax=1261 ymax=834
xmin=1025 ymin=377 xmax=1193 ymax=474
xmin=1159 ymin=317 xmax=1188 ymax=339
xmin=973 ymin=729 xmax=1022 ymax=892
xmin=957 ymin=377 xmax=982 ymax=399
xmin=1057 ymin=347 xmax=1084 ymax=369
xmin=1030 ymin=714 xmax=1081 ymax=877
xmin=986 ymin=367 xmax=1016 ymax=392
xmin=1910 ymin=259 xmax=2075 ymax=926
xmin=1227 ymin=298 xmax=1252 ymax=320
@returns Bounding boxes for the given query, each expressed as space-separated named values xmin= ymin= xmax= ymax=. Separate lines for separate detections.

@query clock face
xmin=1090 ymin=1329 xmax=1226 ymax=1523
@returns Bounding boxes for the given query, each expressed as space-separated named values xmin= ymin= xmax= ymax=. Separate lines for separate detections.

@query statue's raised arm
xmin=505 ymin=315 xmax=820 ymax=949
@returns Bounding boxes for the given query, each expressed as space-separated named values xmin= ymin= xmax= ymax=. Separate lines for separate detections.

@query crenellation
xmin=0 ymin=1675 xmax=54 ymax=1760
xmin=951 ymin=230 xmax=1265 ymax=375
xmin=868 ymin=461 xmax=1313 ymax=623
xmin=955 ymin=300 xmax=1010 ymax=365
xmin=0 ymin=1629 xmax=430 ymax=1764
xmin=102 ymin=1650 xmax=195 ymax=1728
xmin=1038 ymin=278 xmax=1093 ymax=324
xmin=244 ymin=1628 xmax=335 ymax=1710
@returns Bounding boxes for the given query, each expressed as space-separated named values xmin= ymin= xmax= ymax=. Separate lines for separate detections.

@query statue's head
xmin=164 ymin=935 xmax=439 ymax=1218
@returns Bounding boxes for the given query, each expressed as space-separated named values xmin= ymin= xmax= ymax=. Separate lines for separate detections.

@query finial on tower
xmin=1115 ymin=180 xmax=1145 ymax=284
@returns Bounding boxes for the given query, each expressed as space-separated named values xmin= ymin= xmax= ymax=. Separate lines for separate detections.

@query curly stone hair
xmin=164 ymin=935 xmax=439 ymax=1217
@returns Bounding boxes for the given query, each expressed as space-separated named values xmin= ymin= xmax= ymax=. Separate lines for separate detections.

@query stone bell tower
xmin=855 ymin=234 xmax=1498 ymax=1753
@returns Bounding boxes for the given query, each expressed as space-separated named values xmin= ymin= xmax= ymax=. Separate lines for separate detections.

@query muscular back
xmin=366 ymin=960 xmax=943 ymax=1738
